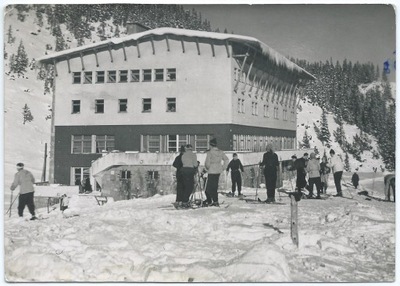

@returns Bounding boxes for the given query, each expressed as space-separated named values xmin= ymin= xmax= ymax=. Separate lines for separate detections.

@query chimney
xmin=126 ymin=22 xmax=150 ymax=35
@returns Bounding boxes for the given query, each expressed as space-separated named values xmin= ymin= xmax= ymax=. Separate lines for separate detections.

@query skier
xmin=351 ymin=170 xmax=360 ymax=189
xmin=320 ymin=155 xmax=330 ymax=194
xmin=306 ymin=153 xmax=322 ymax=199
xmin=204 ymin=138 xmax=229 ymax=207
xmin=172 ymin=145 xmax=185 ymax=206
xmin=10 ymin=163 xmax=37 ymax=220
xmin=328 ymin=149 xmax=344 ymax=197
xmin=295 ymin=153 xmax=308 ymax=193
xmin=180 ymin=144 xmax=198 ymax=208
xmin=226 ymin=153 xmax=244 ymax=197
xmin=260 ymin=144 xmax=279 ymax=203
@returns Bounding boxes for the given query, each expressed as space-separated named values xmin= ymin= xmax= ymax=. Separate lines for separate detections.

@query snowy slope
xmin=4 ymin=174 xmax=395 ymax=282
xmin=297 ymin=99 xmax=385 ymax=172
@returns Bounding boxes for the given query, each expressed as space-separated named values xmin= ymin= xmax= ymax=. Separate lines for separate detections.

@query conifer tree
xmin=319 ymin=109 xmax=331 ymax=145
xmin=13 ymin=41 xmax=29 ymax=75
xmin=7 ymin=25 xmax=15 ymax=44
xmin=22 ymin=104 xmax=34 ymax=124
xmin=301 ymin=130 xmax=311 ymax=149
xmin=344 ymin=153 xmax=351 ymax=171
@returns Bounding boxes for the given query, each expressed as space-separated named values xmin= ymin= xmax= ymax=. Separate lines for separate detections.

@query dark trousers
xmin=308 ymin=177 xmax=322 ymax=196
xmin=206 ymin=174 xmax=220 ymax=203
xmin=296 ymin=171 xmax=307 ymax=190
xmin=334 ymin=171 xmax=343 ymax=195
xmin=175 ymin=171 xmax=184 ymax=202
xmin=264 ymin=171 xmax=277 ymax=199
xmin=181 ymin=167 xmax=195 ymax=203
xmin=18 ymin=192 xmax=35 ymax=217
xmin=231 ymin=171 xmax=242 ymax=194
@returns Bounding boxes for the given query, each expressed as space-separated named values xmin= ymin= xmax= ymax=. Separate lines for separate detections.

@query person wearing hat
xmin=327 ymin=149 xmax=344 ymax=197
xmin=306 ymin=153 xmax=322 ymax=198
xmin=319 ymin=154 xmax=331 ymax=194
xmin=204 ymin=138 xmax=229 ymax=207
xmin=180 ymin=144 xmax=198 ymax=208
xmin=260 ymin=144 xmax=279 ymax=203
xmin=226 ymin=153 xmax=244 ymax=197
xmin=10 ymin=163 xmax=37 ymax=220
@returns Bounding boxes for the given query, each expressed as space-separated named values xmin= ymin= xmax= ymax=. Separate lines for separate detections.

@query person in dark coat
xmin=84 ymin=177 xmax=92 ymax=193
xmin=260 ymin=144 xmax=279 ymax=203
xmin=226 ymin=153 xmax=244 ymax=197
xmin=294 ymin=153 xmax=308 ymax=192
xmin=351 ymin=170 xmax=360 ymax=189
xmin=172 ymin=145 xmax=185 ymax=205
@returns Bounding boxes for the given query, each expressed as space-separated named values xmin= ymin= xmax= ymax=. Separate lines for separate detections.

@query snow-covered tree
xmin=344 ymin=153 xmax=351 ymax=171
xmin=12 ymin=41 xmax=29 ymax=75
xmin=22 ymin=104 xmax=34 ymax=124
xmin=300 ymin=130 xmax=311 ymax=149
xmin=7 ymin=25 xmax=15 ymax=44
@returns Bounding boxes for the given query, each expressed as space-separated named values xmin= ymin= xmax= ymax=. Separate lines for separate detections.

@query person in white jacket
xmin=328 ymin=149 xmax=344 ymax=197
xmin=306 ymin=153 xmax=322 ymax=198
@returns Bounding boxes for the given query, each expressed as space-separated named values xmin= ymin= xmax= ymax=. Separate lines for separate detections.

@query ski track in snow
xmin=4 ymin=176 xmax=395 ymax=282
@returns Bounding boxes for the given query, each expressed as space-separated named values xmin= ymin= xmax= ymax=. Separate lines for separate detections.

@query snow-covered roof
xmin=38 ymin=27 xmax=315 ymax=80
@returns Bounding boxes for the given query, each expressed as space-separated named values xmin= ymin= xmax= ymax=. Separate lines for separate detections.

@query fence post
xmin=290 ymin=194 xmax=299 ymax=247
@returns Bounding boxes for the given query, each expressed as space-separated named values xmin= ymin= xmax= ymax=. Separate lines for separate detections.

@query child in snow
xmin=60 ymin=194 xmax=69 ymax=211
xmin=351 ymin=170 xmax=360 ymax=189
xmin=226 ymin=153 xmax=244 ymax=197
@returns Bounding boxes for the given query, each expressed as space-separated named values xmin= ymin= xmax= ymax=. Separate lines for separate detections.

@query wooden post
xmin=290 ymin=195 xmax=299 ymax=247
xmin=41 ymin=143 xmax=47 ymax=182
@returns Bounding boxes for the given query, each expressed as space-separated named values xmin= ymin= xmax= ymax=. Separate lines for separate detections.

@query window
xmin=241 ymin=99 xmax=245 ymax=113
xmin=251 ymin=102 xmax=258 ymax=116
xmin=96 ymin=135 xmax=115 ymax=153
xmin=72 ymin=135 xmax=92 ymax=154
xmin=195 ymin=135 xmax=209 ymax=152
xmin=237 ymin=98 xmax=242 ymax=113
xmin=168 ymin=135 xmax=177 ymax=152
xmin=264 ymin=104 xmax=269 ymax=117
xmin=72 ymin=167 xmax=90 ymax=185
xmin=119 ymin=99 xmax=127 ymax=112
xmin=72 ymin=100 xmax=80 ymax=114
xmin=95 ymin=99 xmax=104 ymax=113
xmin=121 ymin=170 xmax=131 ymax=179
xmin=131 ymin=69 xmax=140 ymax=82
xmin=143 ymin=69 xmax=152 ymax=82
xmin=84 ymin=71 xmax=92 ymax=84
xmin=119 ymin=70 xmax=128 ymax=82
xmin=166 ymin=68 xmax=176 ymax=81
xmin=96 ymin=71 xmax=105 ymax=83
xmin=155 ymin=69 xmax=164 ymax=81
xmin=283 ymin=109 xmax=288 ymax=121
xmin=147 ymin=170 xmax=159 ymax=180
xmin=148 ymin=135 xmax=161 ymax=152
xmin=142 ymin=98 xmax=151 ymax=112
xmin=73 ymin=72 xmax=81 ymax=84
xmin=274 ymin=107 xmax=279 ymax=119
xmin=178 ymin=135 xmax=189 ymax=147
xmin=107 ymin=71 xmax=116 ymax=83
xmin=166 ymin=98 xmax=176 ymax=112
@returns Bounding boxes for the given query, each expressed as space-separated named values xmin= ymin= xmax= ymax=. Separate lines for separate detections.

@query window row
xmin=141 ymin=134 xmax=212 ymax=153
xmin=72 ymin=68 xmax=176 ymax=84
xmin=72 ymin=98 xmax=176 ymax=114
xmin=72 ymin=135 xmax=115 ymax=154
xmin=238 ymin=99 xmax=295 ymax=122
xmin=232 ymin=134 xmax=296 ymax=152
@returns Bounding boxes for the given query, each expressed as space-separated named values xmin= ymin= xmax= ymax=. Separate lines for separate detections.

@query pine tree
xmin=22 ymin=104 xmax=34 ymax=124
xmin=319 ymin=109 xmax=331 ymax=145
xmin=300 ymin=130 xmax=311 ymax=149
xmin=4 ymin=43 xmax=7 ymax=60
xmin=7 ymin=25 xmax=15 ymax=44
xmin=333 ymin=116 xmax=346 ymax=148
xmin=9 ymin=54 xmax=16 ymax=73
xmin=13 ymin=41 xmax=29 ymax=75
xmin=344 ymin=153 xmax=351 ymax=171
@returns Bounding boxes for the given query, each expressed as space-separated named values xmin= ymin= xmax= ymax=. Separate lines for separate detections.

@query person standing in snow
xmin=295 ymin=153 xmax=308 ymax=193
xmin=172 ymin=145 xmax=185 ymax=205
xmin=260 ymin=144 xmax=279 ymax=203
xmin=226 ymin=153 xmax=244 ymax=197
xmin=328 ymin=149 xmax=344 ymax=197
xmin=204 ymin=138 xmax=229 ymax=207
xmin=320 ymin=155 xmax=330 ymax=194
xmin=306 ymin=153 xmax=322 ymax=199
xmin=84 ymin=177 xmax=92 ymax=194
xmin=10 ymin=163 xmax=37 ymax=220
xmin=181 ymin=144 xmax=198 ymax=208
xmin=351 ymin=170 xmax=360 ymax=189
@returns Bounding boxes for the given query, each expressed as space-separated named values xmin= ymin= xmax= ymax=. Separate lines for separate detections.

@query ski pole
xmin=6 ymin=193 xmax=19 ymax=216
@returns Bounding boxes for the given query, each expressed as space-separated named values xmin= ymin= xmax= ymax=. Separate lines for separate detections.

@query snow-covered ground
xmin=4 ymin=174 xmax=395 ymax=282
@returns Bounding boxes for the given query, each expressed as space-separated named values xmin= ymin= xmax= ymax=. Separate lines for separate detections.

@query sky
xmin=184 ymin=4 xmax=396 ymax=81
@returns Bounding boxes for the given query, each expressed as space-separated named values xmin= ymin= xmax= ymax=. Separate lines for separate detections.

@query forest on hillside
xmin=5 ymin=4 xmax=396 ymax=171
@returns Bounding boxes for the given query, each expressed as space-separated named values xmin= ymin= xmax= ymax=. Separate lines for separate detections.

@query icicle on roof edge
xmin=38 ymin=27 xmax=316 ymax=80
